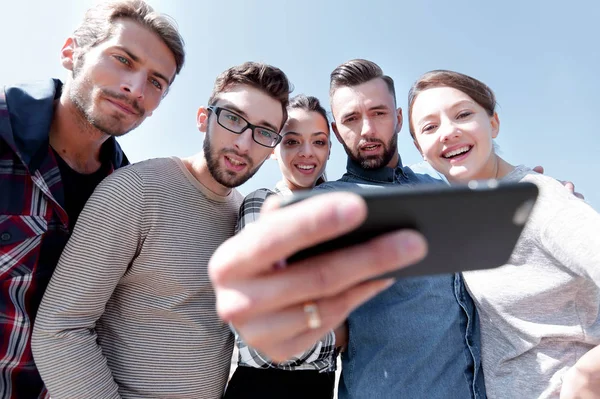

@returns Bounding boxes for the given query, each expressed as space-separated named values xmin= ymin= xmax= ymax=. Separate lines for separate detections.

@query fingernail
xmin=396 ymin=231 xmax=427 ymax=259
xmin=336 ymin=196 xmax=364 ymax=223
xmin=380 ymin=278 xmax=396 ymax=290
xmin=370 ymin=278 xmax=396 ymax=298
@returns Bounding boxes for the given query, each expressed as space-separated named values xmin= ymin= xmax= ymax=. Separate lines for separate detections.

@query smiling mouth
xmin=361 ymin=143 xmax=381 ymax=151
xmin=106 ymin=98 xmax=137 ymax=115
xmin=296 ymin=164 xmax=316 ymax=171
xmin=225 ymin=155 xmax=246 ymax=166
xmin=442 ymin=145 xmax=473 ymax=159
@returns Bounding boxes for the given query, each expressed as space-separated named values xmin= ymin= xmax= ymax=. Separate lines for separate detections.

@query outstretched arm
xmin=210 ymin=191 xmax=427 ymax=362
xmin=234 ymin=189 xmax=339 ymax=371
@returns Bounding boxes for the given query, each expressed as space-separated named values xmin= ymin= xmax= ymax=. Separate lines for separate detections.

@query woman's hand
xmin=561 ymin=345 xmax=600 ymax=398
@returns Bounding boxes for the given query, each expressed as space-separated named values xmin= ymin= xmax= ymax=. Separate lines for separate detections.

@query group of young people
xmin=1 ymin=1 xmax=599 ymax=399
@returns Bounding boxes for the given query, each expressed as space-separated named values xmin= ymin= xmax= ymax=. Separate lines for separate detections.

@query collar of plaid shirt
xmin=1 ymin=79 xmax=128 ymax=175
xmin=0 ymin=79 xmax=128 ymax=399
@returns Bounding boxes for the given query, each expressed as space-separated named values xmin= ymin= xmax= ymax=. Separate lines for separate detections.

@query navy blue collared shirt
xmin=317 ymin=155 xmax=486 ymax=399
xmin=319 ymin=156 xmax=442 ymax=190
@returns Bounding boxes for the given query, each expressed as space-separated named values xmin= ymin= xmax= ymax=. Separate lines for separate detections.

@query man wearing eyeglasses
xmin=31 ymin=62 xmax=290 ymax=399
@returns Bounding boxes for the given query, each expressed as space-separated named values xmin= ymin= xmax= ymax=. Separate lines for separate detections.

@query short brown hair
xmin=208 ymin=62 xmax=292 ymax=130
xmin=329 ymin=59 xmax=396 ymax=103
xmin=408 ymin=70 xmax=497 ymax=139
xmin=73 ymin=0 xmax=185 ymax=82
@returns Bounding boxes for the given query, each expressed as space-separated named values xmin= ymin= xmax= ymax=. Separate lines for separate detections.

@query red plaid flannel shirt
xmin=0 ymin=80 xmax=128 ymax=399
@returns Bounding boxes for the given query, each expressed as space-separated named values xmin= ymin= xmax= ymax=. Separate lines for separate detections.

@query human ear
xmin=331 ymin=122 xmax=343 ymax=145
xmin=395 ymin=107 xmax=404 ymax=133
xmin=60 ymin=37 xmax=77 ymax=71
xmin=491 ymin=112 xmax=500 ymax=138
xmin=197 ymin=106 xmax=209 ymax=132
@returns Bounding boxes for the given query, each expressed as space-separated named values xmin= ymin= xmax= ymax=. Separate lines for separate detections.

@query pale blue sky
xmin=3 ymin=0 xmax=598 ymax=209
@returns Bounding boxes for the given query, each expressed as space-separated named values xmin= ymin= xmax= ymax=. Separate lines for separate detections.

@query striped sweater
xmin=31 ymin=157 xmax=243 ymax=399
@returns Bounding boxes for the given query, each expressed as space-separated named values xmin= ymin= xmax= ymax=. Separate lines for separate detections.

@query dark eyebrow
xmin=221 ymin=103 xmax=280 ymax=132
xmin=283 ymin=131 xmax=328 ymax=138
xmin=340 ymin=104 xmax=391 ymax=121
xmin=151 ymin=70 xmax=171 ymax=87
xmin=369 ymin=104 xmax=391 ymax=112
xmin=115 ymin=46 xmax=171 ymax=86
xmin=340 ymin=111 xmax=358 ymax=121
xmin=117 ymin=46 xmax=140 ymax=63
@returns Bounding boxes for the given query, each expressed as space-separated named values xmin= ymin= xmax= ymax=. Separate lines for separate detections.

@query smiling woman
xmin=407 ymin=69 xmax=600 ymax=398
xmin=224 ymin=94 xmax=338 ymax=399
xmin=273 ymin=94 xmax=331 ymax=190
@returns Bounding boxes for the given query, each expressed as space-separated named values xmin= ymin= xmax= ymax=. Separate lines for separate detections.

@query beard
xmin=341 ymin=133 xmax=398 ymax=169
xmin=69 ymin=56 xmax=145 ymax=137
xmin=203 ymin=126 xmax=264 ymax=188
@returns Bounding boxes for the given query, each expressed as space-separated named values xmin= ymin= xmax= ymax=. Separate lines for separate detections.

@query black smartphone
xmin=279 ymin=181 xmax=539 ymax=280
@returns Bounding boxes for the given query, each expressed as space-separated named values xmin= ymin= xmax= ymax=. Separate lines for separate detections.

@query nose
xmin=360 ymin=116 xmax=376 ymax=138
xmin=298 ymin=142 xmax=314 ymax=158
xmin=439 ymin=120 xmax=462 ymax=142
xmin=232 ymin=127 xmax=254 ymax=154
xmin=120 ymin=72 xmax=146 ymax=99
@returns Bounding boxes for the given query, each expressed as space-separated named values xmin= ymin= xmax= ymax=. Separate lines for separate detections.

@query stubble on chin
xmin=68 ymin=72 xmax=141 ymax=137
xmin=354 ymin=135 xmax=398 ymax=170
xmin=203 ymin=140 xmax=260 ymax=189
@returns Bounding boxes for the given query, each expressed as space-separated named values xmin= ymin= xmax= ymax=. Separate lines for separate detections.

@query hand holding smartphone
xmin=280 ymin=181 xmax=538 ymax=280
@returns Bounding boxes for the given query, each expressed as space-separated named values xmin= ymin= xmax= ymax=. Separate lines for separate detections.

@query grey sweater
xmin=32 ymin=157 xmax=243 ymax=398
xmin=464 ymin=165 xmax=600 ymax=398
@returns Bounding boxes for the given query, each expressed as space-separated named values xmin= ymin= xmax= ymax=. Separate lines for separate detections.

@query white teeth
xmin=297 ymin=164 xmax=315 ymax=170
xmin=443 ymin=146 xmax=471 ymax=158
xmin=364 ymin=145 xmax=378 ymax=150
xmin=226 ymin=156 xmax=243 ymax=166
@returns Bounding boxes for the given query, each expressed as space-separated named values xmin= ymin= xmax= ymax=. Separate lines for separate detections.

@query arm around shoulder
xmin=539 ymin=196 xmax=600 ymax=282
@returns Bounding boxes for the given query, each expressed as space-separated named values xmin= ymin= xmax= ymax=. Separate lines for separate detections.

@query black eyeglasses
xmin=207 ymin=106 xmax=282 ymax=148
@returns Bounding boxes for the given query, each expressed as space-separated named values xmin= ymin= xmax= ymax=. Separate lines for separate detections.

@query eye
xmin=314 ymin=140 xmax=327 ymax=146
xmin=374 ymin=111 xmax=387 ymax=117
xmin=457 ymin=111 xmax=473 ymax=119
xmin=284 ymin=139 xmax=299 ymax=146
xmin=421 ymin=124 xmax=437 ymax=134
xmin=225 ymin=114 xmax=241 ymax=124
xmin=115 ymin=55 xmax=130 ymax=66
xmin=149 ymin=78 xmax=162 ymax=90
xmin=344 ymin=116 xmax=357 ymax=123
xmin=257 ymin=129 xmax=275 ymax=138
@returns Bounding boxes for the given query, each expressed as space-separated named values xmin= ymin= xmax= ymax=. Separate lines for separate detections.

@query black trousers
xmin=224 ymin=366 xmax=336 ymax=399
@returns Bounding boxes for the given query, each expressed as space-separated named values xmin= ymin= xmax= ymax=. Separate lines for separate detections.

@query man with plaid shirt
xmin=0 ymin=1 xmax=184 ymax=397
